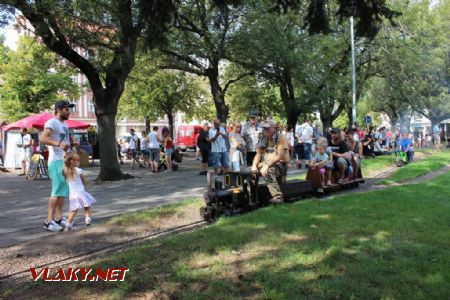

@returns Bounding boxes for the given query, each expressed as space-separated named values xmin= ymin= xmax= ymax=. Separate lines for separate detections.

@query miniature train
xmin=200 ymin=167 xmax=364 ymax=222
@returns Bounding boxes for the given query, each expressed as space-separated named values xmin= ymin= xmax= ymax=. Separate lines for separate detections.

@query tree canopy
xmin=0 ymin=36 xmax=79 ymax=122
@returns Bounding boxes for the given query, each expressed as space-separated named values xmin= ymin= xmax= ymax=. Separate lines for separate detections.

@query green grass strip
xmin=379 ymin=150 xmax=450 ymax=185
xmin=8 ymin=170 xmax=450 ymax=299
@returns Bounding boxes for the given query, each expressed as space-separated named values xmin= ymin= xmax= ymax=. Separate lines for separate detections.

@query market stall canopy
xmin=1 ymin=112 xmax=90 ymax=131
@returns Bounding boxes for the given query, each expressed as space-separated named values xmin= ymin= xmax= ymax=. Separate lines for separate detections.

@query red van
xmin=176 ymin=125 xmax=203 ymax=151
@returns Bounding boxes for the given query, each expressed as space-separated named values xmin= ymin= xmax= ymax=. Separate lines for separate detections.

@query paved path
xmin=0 ymin=155 xmax=304 ymax=247
xmin=0 ymin=155 xmax=208 ymax=247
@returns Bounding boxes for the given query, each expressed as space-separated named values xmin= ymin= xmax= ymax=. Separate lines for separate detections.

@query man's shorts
xmin=149 ymin=148 xmax=160 ymax=162
xmin=130 ymin=149 xmax=138 ymax=159
xmin=212 ymin=152 xmax=229 ymax=169
xmin=19 ymin=150 xmax=31 ymax=162
xmin=333 ymin=157 xmax=348 ymax=172
xmin=141 ymin=149 xmax=150 ymax=158
xmin=48 ymin=160 xmax=69 ymax=197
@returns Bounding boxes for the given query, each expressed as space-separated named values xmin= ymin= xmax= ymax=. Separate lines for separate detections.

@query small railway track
xmin=0 ymin=220 xmax=207 ymax=283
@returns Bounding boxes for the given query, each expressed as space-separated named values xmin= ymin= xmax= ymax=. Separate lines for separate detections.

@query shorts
xmin=212 ymin=152 xmax=229 ymax=169
xmin=165 ymin=148 xmax=173 ymax=156
xmin=333 ymin=157 xmax=348 ymax=172
xmin=141 ymin=149 xmax=150 ymax=158
xmin=130 ymin=149 xmax=138 ymax=159
xmin=149 ymin=148 xmax=160 ymax=162
xmin=19 ymin=150 xmax=31 ymax=162
xmin=48 ymin=160 xmax=69 ymax=197
xmin=200 ymin=149 xmax=210 ymax=164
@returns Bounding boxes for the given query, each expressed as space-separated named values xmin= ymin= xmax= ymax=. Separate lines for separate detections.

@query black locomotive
xmin=200 ymin=167 xmax=364 ymax=222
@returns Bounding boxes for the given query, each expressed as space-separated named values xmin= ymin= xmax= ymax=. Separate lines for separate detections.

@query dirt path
xmin=370 ymin=164 xmax=450 ymax=189
xmin=0 ymin=204 xmax=202 ymax=282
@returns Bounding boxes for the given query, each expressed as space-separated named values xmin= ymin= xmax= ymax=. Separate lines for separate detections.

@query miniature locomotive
xmin=200 ymin=167 xmax=364 ymax=222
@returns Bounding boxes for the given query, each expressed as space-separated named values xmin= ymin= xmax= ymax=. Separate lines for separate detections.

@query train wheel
xmin=200 ymin=206 xmax=216 ymax=222
xmin=395 ymin=160 xmax=404 ymax=167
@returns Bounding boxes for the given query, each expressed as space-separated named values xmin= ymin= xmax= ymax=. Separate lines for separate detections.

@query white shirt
xmin=241 ymin=122 xmax=261 ymax=152
xmin=68 ymin=167 xmax=85 ymax=193
xmin=148 ymin=131 xmax=160 ymax=149
xmin=141 ymin=137 xmax=149 ymax=150
xmin=209 ymin=127 xmax=228 ymax=153
xmin=44 ymin=117 xmax=70 ymax=162
xmin=129 ymin=134 xmax=139 ymax=150
xmin=300 ymin=123 xmax=313 ymax=144
xmin=18 ymin=133 xmax=32 ymax=154
xmin=286 ymin=132 xmax=295 ymax=147
xmin=296 ymin=126 xmax=304 ymax=141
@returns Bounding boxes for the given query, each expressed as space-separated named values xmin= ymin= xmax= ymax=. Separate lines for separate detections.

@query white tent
xmin=3 ymin=130 xmax=22 ymax=168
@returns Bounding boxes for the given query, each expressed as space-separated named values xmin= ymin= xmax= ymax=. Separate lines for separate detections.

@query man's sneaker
xmin=55 ymin=217 xmax=68 ymax=227
xmin=85 ymin=217 xmax=92 ymax=226
xmin=44 ymin=221 xmax=63 ymax=232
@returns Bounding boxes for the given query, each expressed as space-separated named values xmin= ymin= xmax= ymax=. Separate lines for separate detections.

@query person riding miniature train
xmin=309 ymin=138 xmax=333 ymax=186
xmin=398 ymin=132 xmax=414 ymax=162
xmin=251 ymin=118 xmax=290 ymax=204
xmin=328 ymin=128 xmax=352 ymax=184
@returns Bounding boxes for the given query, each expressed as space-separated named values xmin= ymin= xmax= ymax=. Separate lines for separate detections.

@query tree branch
xmin=13 ymin=0 xmax=104 ymax=97
xmin=223 ymin=71 xmax=254 ymax=94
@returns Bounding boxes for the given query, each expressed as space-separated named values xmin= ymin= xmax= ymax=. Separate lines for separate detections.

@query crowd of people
xmin=189 ymin=112 xmax=435 ymax=203
xmin=118 ymin=126 xmax=175 ymax=172
xmin=34 ymin=99 xmax=445 ymax=231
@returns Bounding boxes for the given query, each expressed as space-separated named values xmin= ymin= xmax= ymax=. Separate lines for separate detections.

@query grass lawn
xmin=379 ymin=150 xmax=450 ymax=185
xmin=361 ymin=154 xmax=394 ymax=177
xmin=6 ymin=171 xmax=450 ymax=299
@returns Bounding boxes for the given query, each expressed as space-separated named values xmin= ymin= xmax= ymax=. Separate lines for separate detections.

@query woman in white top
xmin=140 ymin=131 xmax=150 ymax=167
xmin=285 ymin=126 xmax=295 ymax=163
xmin=229 ymin=123 xmax=246 ymax=171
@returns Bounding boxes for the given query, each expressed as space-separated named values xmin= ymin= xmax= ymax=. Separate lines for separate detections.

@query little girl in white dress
xmin=62 ymin=153 xmax=96 ymax=231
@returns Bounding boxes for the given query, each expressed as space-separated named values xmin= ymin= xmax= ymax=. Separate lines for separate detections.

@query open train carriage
xmin=306 ymin=162 xmax=364 ymax=194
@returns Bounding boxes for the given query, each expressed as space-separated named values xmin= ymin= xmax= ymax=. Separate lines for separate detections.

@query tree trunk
xmin=279 ymin=69 xmax=299 ymax=130
xmin=347 ymin=107 xmax=353 ymax=129
xmin=145 ymin=117 xmax=150 ymax=133
xmin=320 ymin=116 xmax=332 ymax=133
xmin=96 ymin=111 xmax=129 ymax=181
xmin=167 ymin=111 xmax=174 ymax=139
xmin=207 ymin=67 xmax=228 ymax=123
xmin=94 ymin=89 xmax=130 ymax=182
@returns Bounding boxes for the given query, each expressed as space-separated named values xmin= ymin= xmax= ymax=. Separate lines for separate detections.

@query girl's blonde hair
xmin=316 ymin=137 xmax=328 ymax=149
xmin=63 ymin=153 xmax=79 ymax=181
